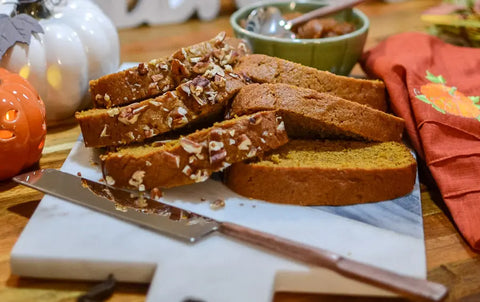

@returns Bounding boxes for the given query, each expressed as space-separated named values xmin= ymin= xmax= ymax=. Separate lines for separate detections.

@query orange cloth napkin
xmin=361 ymin=32 xmax=480 ymax=252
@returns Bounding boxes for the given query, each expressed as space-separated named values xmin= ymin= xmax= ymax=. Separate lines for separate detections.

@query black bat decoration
xmin=0 ymin=13 xmax=44 ymax=58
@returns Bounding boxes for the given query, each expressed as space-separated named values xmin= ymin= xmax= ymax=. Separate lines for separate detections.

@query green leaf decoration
xmin=477 ymin=115 xmax=480 ymax=122
xmin=415 ymin=94 xmax=433 ymax=104
xmin=426 ymin=70 xmax=446 ymax=84
xmin=431 ymin=103 xmax=446 ymax=113
xmin=415 ymin=95 xmax=446 ymax=113
xmin=449 ymin=86 xmax=457 ymax=96
xmin=469 ymin=96 xmax=480 ymax=103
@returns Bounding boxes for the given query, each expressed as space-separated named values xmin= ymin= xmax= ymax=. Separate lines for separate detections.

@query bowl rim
xmin=230 ymin=0 xmax=370 ymax=44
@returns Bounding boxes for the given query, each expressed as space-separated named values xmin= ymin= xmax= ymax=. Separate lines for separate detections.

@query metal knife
xmin=14 ymin=169 xmax=447 ymax=302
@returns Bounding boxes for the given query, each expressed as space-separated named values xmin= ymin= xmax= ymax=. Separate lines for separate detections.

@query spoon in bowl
xmin=245 ymin=0 xmax=368 ymax=38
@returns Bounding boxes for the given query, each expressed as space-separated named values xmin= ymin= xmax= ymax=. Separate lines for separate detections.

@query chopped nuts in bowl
xmin=230 ymin=0 xmax=370 ymax=75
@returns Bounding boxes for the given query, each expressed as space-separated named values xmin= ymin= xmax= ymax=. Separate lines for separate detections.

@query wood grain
xmin=1 ymin=0 xmax=479 ymax=301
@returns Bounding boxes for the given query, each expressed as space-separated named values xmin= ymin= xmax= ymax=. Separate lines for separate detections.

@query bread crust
xmin=77 ymin=74 xmax=245 ymax=148
xmin=234 ymin=54 xmax=387 ymax=111
xmin=224 ymin=140 xmax=417 ymax=206
xmin=101 ymin=111 xmax=288 ymax=190
xmin=230 ymin=83 xmax=404 ymax=142
xmin=90 ymin=32 xmax=249 ymax=108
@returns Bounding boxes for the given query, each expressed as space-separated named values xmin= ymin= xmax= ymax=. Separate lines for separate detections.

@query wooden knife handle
xmin=220 ymin=221 xmax=448 ymax=302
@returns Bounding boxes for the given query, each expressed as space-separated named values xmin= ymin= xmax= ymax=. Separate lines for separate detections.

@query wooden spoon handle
xmin=220 ymin=221 xmax=448 ymax=302
xmin=287 ymin=0 xmax=369 ymax=29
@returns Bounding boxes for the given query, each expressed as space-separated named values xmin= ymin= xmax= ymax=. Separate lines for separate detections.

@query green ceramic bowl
xmin=230 ymin=1 xmax=369 ymax=75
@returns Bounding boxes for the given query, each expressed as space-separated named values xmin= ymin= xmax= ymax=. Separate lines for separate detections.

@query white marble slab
xmin=11 ymin=135 xmax=426 ymax=302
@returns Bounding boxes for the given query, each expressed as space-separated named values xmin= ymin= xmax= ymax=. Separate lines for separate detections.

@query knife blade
xmin=14 ymin=169 xmax=448 ymax=302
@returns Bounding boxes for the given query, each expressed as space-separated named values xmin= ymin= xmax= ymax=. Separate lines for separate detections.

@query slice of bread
xmin=229 ymin=83 xmax=404 ymax=142
xmin=90 ymin=32 xmax=249 ymax=108
xmin=234 ymin=54 xmax=387 ymax=111
xmin=101 ymin=110 xmax=288 ymax=190
xmin=77 ymin=73 xmax=245 ymax=148
xmin=224 ymin=139 xmax=417 ymax=206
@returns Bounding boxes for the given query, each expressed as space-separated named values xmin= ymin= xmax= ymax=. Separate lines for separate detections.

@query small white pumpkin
xmin=0 ymin=0 xmax=119 ymax=125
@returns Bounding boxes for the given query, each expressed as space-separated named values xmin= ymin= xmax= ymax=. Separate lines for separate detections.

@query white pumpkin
xmin=0 ymin=0 xmax=119 ymax=125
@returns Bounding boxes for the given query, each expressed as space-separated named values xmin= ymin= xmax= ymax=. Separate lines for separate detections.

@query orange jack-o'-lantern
xmin=0 ymin=68 xmax=46 ymax=181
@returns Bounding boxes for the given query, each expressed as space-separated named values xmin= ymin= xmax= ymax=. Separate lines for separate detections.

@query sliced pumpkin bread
xmin=224 ymin=139 xmax=417 ymax=206
xmin=101 ymin=110 xmax=288 ymax=190
xmin=90 ymin=32 xmax=249 ymax=108
xmin=229 ymin=83 xmax=404 ymax=142
xmin=77 ymin=73 xmax=245 ymax=148
xmin=234 ymin=54 xmax=386 ymax=111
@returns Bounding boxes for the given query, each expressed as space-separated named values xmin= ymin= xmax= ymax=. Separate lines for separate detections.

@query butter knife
xmin=14 ymin=169 xmax=447 ymax=302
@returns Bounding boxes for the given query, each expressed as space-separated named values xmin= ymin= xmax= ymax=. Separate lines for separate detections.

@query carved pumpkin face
xmin=0 ymin=68 xmax=46 ymax=181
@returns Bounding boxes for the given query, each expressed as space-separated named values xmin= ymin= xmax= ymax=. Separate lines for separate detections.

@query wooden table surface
xmin=1 ymin=0 xmax=480 ymax=301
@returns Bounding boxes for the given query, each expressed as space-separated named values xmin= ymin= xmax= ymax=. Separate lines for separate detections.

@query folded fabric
xmin=361 ymin=32 xmax=480 ymax=252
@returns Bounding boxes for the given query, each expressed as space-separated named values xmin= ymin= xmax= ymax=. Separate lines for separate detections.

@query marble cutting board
xmin=10 ymin=135 xmax=426 ymax=302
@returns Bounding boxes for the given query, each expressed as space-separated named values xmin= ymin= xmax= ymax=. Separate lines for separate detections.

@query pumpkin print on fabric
xmin=0 ymin=68 xmax=46 ymax=181
xmin=415 ymin=71 xmax=480 ymax=121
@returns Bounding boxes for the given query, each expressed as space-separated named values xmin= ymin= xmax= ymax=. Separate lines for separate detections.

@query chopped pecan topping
xmin=180 ymin=138 xmax=203 ymax=154
xmin=189 ymin=169 xmax=209 ymax=182
xmin=100 ymin=125 xmax=109 ymax=137
xmin=163 ymin=152 xmax=181 ymax=168
xmin=107 ymin=108 xmax=120 ymax=117
xmin=179 ymin=84 xmax=191 ymax=96
xmin=247 ymin=148 xmax=257 ymax=158
xmin=237 ymin=42 xmax=248 ymax=56
xmin=213 ymin=32 xmax=226 ymax=45
xmin=208 ymin=141 xmax=224 ymax=152
xmin=118 ymin=106 xmax=142 ymax=125
xmin=129 ymin=170 xmax=146 ymax=188
xmin=167 ymin=107 xmax=189 ymax=128
xmin=212 ymin=74 xmax=226 ymax=89
xmin=171 ymin=59 xmax=190 ymax=77
xmin=191 ymin=76 xmax=210 ymax=89
xmin=137 ymin=63 xmax=148 ymax=76
xmin=151 ymin=73 xmax=164 ymax=82
xmin=192 ymin=61 xmax=210 ymax=74
xmin=237 ymin=134 xmax=252 ymax=151
xmin=204 ymin=64 xmax=225 ymax=78
xmin=182 ymin=165 xmax=193 ymax=176
xmin=149 ymin=100 xmax=162 ymax=106
xmin=210 ymin=148 xmax=227 ymax=166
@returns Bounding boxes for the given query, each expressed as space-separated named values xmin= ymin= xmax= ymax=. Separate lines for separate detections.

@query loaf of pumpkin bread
xmin=229 ymin=83 xmax=404 ymax=142
xmin=224 ymin=139 xmax=417 ymax=206
xmin=77 ymin=73 xmax=246 ymax=148
xmin=90 ymin=32 xmax=249 ymax=108
xmin=101 ymin=110 xmax=288 ymax=190
xmin=234 ymin=54 xmax=387 ymax=111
